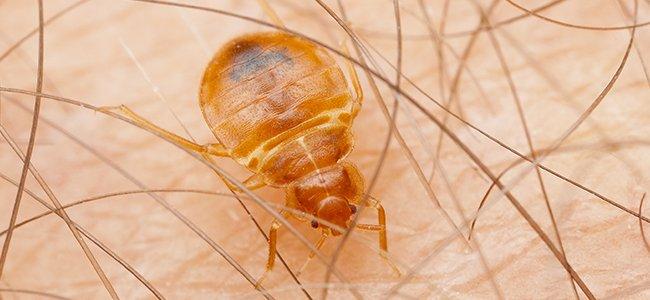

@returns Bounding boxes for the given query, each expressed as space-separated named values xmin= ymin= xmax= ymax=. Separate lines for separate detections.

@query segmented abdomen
xmin=200 ymin=32 xmax=356 ymax=186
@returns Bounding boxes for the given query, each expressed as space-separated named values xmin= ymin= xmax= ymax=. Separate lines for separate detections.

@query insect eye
xmin=311 ymin=220 xmax=319 ymax=228
xmin=349 ymin=204 xmax=357 ymax=214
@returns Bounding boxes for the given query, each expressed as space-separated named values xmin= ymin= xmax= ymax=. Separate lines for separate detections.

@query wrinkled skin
xmin=1 ymin=0 xmax=649 ymax=299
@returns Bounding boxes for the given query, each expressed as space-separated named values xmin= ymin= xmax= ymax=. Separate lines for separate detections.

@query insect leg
xmin=101 ymin=105 xmax=270 ymax=195
xmin=224 ymin=174 xmax=267 ymax=193
xmin=296 ymin=231 xmax=328 ymax=277
xmin=256 ymin=211 xmax=290 ymax=288
xmin=99 ymin=105 xmax=230 ymax=157
xmin=355 ymin=202 xmax=402 ymax=276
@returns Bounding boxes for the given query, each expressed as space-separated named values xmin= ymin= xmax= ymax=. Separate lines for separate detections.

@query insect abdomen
xmin=258 ymin=122 xmax=354 ymax=185
xmin=199 ymin=32 xmax=357 ymax=186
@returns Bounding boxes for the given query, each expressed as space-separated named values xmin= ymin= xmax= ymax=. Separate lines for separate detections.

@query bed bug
xmin=103 ymin=2 xmax=399 ymax=286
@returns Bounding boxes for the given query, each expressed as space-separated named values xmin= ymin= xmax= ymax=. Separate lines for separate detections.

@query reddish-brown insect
xmin=107 ymin=4 xmax=398 ymax=284
xmin=199 ymin=31 xmax=398 ymax=279
xmin=200 ymin=31 xmax=364 ymax=233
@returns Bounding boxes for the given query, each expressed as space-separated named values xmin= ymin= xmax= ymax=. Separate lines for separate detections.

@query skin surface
xmin=1 ymin=0 xmax=650 ymax=299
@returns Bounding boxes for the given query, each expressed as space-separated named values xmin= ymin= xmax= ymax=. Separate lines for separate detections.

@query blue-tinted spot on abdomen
xmin=230 ymin=46 xmax=291 ymax=81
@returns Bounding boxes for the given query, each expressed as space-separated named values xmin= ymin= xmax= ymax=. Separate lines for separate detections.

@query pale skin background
xmin=0 ymin=0 xmax=650 ymax=299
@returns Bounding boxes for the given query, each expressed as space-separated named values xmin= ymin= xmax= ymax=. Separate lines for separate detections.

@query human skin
xmin=0 ymin=0 xmax=649 ymax=299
